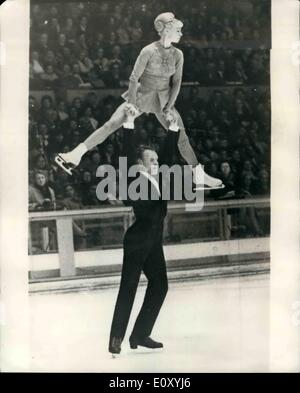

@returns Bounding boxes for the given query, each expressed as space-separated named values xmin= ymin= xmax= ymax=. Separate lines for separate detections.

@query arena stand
xmin=28 ymin=0 xmax=270 ymax=290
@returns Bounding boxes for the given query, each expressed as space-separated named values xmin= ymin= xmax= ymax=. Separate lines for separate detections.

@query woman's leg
xmin=57 ymin=102 xmax=143 ymax=168
xmin=155 ymin=109 xmax=223 ymax=187
xmin=84 ymin=102 xmax=142 ymax=150
xmin=155 ymin=110 xmax=198 ymax=167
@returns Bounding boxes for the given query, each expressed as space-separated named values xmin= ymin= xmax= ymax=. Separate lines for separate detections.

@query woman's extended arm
xmin=166 ymin=50 xmax=183 ymax=110
xmin=127 ymin=47 xmax=151 ymax=106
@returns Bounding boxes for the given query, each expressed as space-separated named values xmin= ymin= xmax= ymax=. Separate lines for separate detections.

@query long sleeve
xmin=127 ymin=47 xmax=151 ymax=105
xmin=167 ymin=50 xmax=183 ymax=108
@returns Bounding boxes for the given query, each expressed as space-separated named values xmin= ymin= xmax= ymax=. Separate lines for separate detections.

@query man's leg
xmin=130 ymin=244 xmax=168 ymax=340
xmin=109 ymin=252 xmax=142 ymax=350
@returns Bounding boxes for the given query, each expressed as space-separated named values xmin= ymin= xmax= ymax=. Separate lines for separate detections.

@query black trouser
xmin=109 ymin=242 xmax=168 ymax=345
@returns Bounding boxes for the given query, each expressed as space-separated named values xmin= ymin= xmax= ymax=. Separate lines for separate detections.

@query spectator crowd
xmin=28 ymin=0 xmax=270 ymax=214
xmin=28 ymin=86 xmax=270 ymax=212
xmin=30 ymin=0 xmax=270 ymax=89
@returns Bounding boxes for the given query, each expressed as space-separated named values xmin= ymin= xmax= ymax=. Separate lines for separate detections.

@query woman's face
xmin=165 ymin=22 xmax=183 ymax=43
xmin=35 ymin=173 xmax=46 ymax=187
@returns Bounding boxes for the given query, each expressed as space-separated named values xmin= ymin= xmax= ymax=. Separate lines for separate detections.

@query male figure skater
xmin=108 ymin=132 xmax=179 ymax=355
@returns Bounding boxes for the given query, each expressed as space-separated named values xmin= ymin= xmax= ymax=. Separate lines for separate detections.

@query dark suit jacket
xmin=123 ymin=172 xmax=167 ymax=263
xmin=121 ymin=130 xmax=180 ymax=263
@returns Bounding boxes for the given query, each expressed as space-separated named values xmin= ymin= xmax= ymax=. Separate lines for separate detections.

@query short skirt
xmin=122 ymin=76 xmax=171 ymax=114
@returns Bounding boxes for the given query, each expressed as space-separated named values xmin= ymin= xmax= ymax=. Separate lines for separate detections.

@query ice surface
xmin=29 ymin=273 xmax=269 ymax=372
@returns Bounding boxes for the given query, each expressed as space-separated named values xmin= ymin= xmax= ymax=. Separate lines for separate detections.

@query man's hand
xmin=125 ymin=103 xmax=139 ymax=117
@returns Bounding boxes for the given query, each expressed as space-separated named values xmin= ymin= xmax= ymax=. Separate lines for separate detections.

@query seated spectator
xmin=29 ymin=65 xmax=44 ymax=89
xmin=61 ymin=184 xmax=83 ymax=210
xmin=37 ymin=33 xmax=50 ymax=58
xmin=56 ymin=33 xmax=68 ymax=55
xmin=104 ymin=64 xmax=123 ymax=88
xmin=40 ymin=64 xmax=59 ymax=88
xmin=47 ymin=17 xmax=61 ymax=44
xmin=76 ymin=33 xmax=89 ymax=55
xmin=80 ymin=106 xmax=99 ymax=131
xmin=71 ymin=63 xmax=92 ymax=88
xmin=30 ymin=50 xmax=45 ymax=75
xmin=108 ymin=31 xmax=117 ymax=46
xmin=130 ymin=19 xmax=143 ymax=42
xmin=102 ymin=142 xmax=117 ymax=166
xmin=254 ymin=169 xmax=270 ymax=195
xmin=116 ymin=18 xmax=131 ymax=45
xmin=29 ymin=171 xmax=56 ymax=211
xmin=69 ymin=106 xmax=79 ymax=121
xmin=43 ymin=50 xmax=58 ymax=68
xmin=78 ymin=51 xmax=94 ymax=79
xmin=82 ymin=184 xmax=100 ymax=207
xmin=78 ymin=15 xmax=89 ymax=35
xmin=241 ymin=160 xmax=257 ymax=182
xmin=49 ymin=131 xmax=66 ymax=156
xmin=57 ymin=100 xmax=69 ymax=122
xmin=60 ymin=184 xmax=87 ymax=248
xmin=61 ymin=17 xmax=77 ymax=45
xmin=29 ymin=95 xmax=39 ymax=121
xmin=79 ymin=170 xmax=94 ymax=204
xmin=72 ymin=96 xmax=83 ymax=111
xmin=93 ymin=48 xmax=110 ymax=72
xmin=88 ymin=150 xmax=102 ymax=177
xmin=212 ymin=161 xmax=236 ymax=199
xmin=31 ymin=153 xmax=52 ymax=181
xmin=227 ymin=59 xmax=248 ymax=83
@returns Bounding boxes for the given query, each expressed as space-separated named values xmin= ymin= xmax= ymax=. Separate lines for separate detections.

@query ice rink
xmin=29 ymin=273 xmax=270 ymax=372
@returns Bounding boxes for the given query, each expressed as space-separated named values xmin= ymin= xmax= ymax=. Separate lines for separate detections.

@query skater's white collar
xmin=139 ymin=170 xmax=161 ymax=197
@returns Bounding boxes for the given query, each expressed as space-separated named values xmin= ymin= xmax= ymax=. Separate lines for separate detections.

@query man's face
xmin=221 ymin=162 xmax=231 ymax=176
xmin=35 ymin=173 xmax=46 ymax=187
xmin=65 ymin=186 xmax=75 ymax=198
xmin=139 ymin=150 xmax=159 ymax=175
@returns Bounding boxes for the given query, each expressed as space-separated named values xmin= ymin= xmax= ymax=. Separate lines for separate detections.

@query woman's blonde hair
xmin=154 ymin=12 xmax=183 ymax=36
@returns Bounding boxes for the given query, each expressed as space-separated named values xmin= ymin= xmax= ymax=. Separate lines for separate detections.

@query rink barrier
xmin=28 ymin=198 xmax=270 ymax=280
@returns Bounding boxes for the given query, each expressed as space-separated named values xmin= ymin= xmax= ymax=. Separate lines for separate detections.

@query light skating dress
xmin=122 ymin=41 xmax=183 ymax=114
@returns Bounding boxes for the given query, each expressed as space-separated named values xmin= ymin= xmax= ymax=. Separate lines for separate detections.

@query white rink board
xmin=29 ymin=237 xmax=269 ymax=271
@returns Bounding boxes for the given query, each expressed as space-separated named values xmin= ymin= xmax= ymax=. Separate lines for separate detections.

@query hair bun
xmin=154 ymin=12 xmax=175 ymax=33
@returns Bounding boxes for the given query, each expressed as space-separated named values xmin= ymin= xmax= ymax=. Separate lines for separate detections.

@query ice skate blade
xmin=194 ymin=183 xmax=225 ymax=191
xmin=55 ymin=155 xmax=74 ymax=176
xmin=111 ymin=353 xmax=121 ymax=359
xmin=130 ymin=347 xmax=164 ymax=354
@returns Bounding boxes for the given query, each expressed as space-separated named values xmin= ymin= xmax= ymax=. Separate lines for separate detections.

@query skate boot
xmin=55 ymin=143 xmax=87 ymax=176
xmin=129 ymin=336 xmax=163 ymax=350
xmin=109 ymin=337 xmax=122 ymax=358
xmin=192 ymin=164 xmax=224 ymax=190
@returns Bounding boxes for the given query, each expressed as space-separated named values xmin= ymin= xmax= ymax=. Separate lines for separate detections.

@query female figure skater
xmin=55 ymin=12 xmax=223 ymax=188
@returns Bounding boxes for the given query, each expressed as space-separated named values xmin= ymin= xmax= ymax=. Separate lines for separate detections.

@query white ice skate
xmin=55 ymin=143 xmax=87 ymax=176
xmin=192 ymin=164 xmax=224 ymax=190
